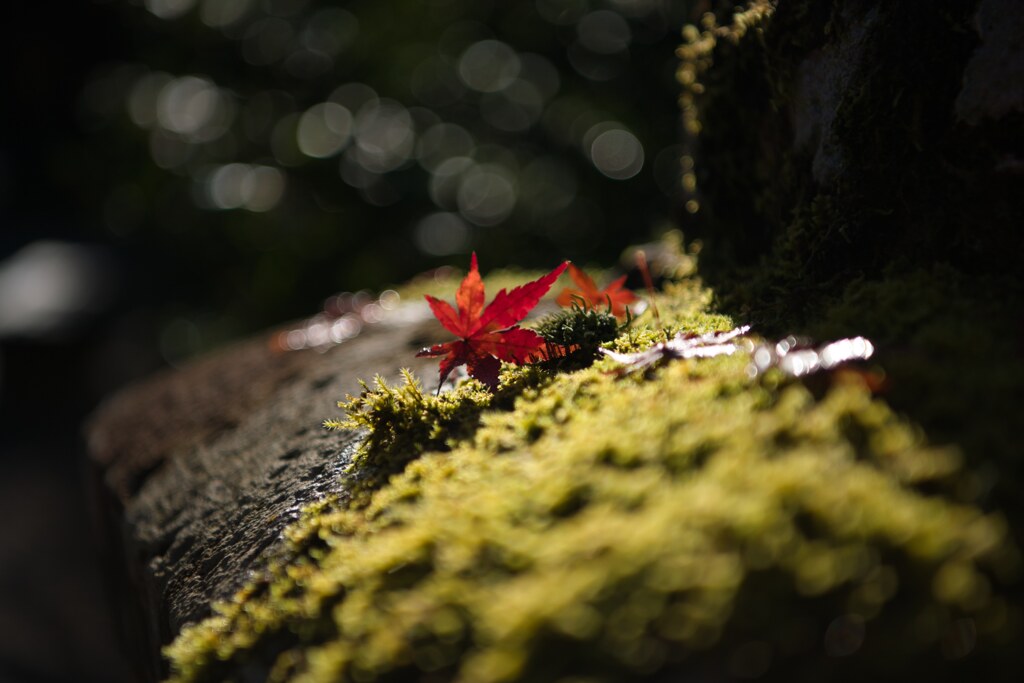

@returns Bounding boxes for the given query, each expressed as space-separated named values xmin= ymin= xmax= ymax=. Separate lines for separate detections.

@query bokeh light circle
xmin=458 ymin=40 xmax=521 ymax=93
xmin=457 ymin=164 xmax=517 ymax=226
xmin=353 ymin=99 xmax=415 ymax=173
xmin=145 ymin=0 xmax=197 ymax=20
xmin=589 ymin=128 xmax=644 ymax=179
xmin=414 ymin=212 xmax=470 ymax=256
xmin=297 ymin=102 xmax=353 ymax=158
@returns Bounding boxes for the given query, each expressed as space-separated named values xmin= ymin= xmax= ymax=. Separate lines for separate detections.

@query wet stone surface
xmin=86 ymin=311 xmax=441 ymax=680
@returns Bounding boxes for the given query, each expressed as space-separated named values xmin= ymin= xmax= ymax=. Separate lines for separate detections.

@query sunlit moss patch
xmin=165 ymin=253 xmax=1019 ymax=682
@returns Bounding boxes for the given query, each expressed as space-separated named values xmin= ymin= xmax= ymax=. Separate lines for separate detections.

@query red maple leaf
xmin=417 ymin=254 xmax=569 ymax=389
xmin=556 ymin=263 xmax=638 ymax=318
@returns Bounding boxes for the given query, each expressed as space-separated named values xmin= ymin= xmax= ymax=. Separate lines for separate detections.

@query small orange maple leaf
xmin=556 ymin=263 xmax=638 ymax=318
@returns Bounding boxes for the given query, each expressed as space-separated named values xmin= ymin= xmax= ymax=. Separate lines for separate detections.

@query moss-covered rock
xmin=164 ymin=254 xmax=1021 ymax=682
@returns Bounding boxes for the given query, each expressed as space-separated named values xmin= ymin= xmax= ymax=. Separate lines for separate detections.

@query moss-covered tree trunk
xmin=678 ymin=0 xmax=1022 ymax=318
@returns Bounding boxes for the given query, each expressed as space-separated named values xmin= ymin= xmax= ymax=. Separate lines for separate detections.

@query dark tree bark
xmin=678 ymin=0 xmax=1023 ymax=323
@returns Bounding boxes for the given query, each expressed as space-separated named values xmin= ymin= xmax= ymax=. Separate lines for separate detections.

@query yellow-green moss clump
xmin=165 ymin=252 xmax=1020 ymax=683
xmin=324 ymin=370 xmax=495 ymax=502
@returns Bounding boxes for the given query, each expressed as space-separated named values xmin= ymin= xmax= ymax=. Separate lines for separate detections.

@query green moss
xmin=325 ymin=370 xmax=494 ymax=498
xmin=678 ymin=0 xmax=1021 ymax=325
xmin=674 ymin=5 xmax=1024 ymax=593
xmin=534 ymin=304 xmax=622 ymax=371
xmin=806 ymin=266 xmax=1024 ymax=520
xmin=675 ymin=0 xmax=777 ymax=265
xmin=164 ymin=253 xmax=1020 ymax=682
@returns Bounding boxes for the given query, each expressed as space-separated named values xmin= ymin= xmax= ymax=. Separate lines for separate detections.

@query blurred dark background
xmin=0 ymin=1 xmax=695 ymax=680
